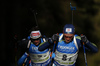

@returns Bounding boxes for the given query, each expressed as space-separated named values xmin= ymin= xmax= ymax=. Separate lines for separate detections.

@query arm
xmin=38 ymin=34 xmax=59 ymax=51
xmin=38 ymin=41 xmax=51 ymax=51
xmin=18 ymin=39 xmax=30 ymax=52
xmin=85 ymin=42 xmax=98 ymax=53
xmin=17 ymin=39 xmax=31 ymax=66
xmin=76 ymin=35 xmax=98 ymax=53
xmin=17 ymin=52 xmax=30 ymax=66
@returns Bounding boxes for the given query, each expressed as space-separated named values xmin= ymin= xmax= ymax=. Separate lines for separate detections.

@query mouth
xmin=65 ymin=39 xmax=71 ymax=43
xmin=35 ymin=43 xmax=38 ymax=45
xmin=34 ymin=42 xmax=39 ymax=45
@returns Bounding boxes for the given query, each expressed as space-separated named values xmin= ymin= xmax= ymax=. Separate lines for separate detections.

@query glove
xmin=80 ymin=34 xmax=89 ymax=44
xmin=51 ymin=34 xmax=59 ymax=42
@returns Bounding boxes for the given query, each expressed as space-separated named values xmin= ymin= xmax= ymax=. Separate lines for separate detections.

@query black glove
xmin=51 ymin=34 xmax=59 ymax=42
xmin=80 ymin=34 xmax=89 ymax=44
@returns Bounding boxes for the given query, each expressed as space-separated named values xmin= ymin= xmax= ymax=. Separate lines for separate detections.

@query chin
xmin=66 ymin=42 xmax=70 ymax=44
xmin=65 ymin=41 xmax=70 ymax=43
xmin=35 ymin=44 xmax=39 ymax=46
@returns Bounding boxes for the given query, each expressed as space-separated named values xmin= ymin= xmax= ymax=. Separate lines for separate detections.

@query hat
xmin=63 ymin=24 xmax=75 ymax=34
xmin=30 ymin=30 xmax=41 ymax=39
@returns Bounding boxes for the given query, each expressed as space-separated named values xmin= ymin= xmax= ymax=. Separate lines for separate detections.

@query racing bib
xmin=54 ymin=35 xmax=79 ymax=65
xmin=30 ymin=51 xmax=50 ymax=63
xmin=54 ymin=50 xmax=78 ymax=65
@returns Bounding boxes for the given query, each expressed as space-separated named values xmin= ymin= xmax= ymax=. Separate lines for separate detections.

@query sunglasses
xmin=31 ymin=38 xmax=40 ymax=41
xmin=64 ymin=36 xmax=73 ymax=39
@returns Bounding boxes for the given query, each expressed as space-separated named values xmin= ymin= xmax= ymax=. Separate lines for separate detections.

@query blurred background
xmin=1 ymin=0 xmax=100 ymax=66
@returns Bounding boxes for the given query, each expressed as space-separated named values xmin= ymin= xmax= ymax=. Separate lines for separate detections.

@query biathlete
xmin=38 ymin=24 xmax=98 ymax=66
xmin=17 ymin=27 xmax=52 ymax=66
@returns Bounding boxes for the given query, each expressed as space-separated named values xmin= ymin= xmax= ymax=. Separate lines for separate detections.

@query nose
xmin=34 ymin=40 xmax=39 ymax=43
xmin=65 ymin=38 xmax=71 ymax=41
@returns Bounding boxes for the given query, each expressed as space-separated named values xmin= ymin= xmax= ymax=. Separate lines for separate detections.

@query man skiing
xmin=17 ymin=27 xmax=51 ymax=66
xmin=38 ymin=24 xmax=98 ymax=66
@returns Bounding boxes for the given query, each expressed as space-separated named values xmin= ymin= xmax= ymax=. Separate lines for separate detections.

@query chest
xmin=29 ymin=43 xmax=48 ymax=54
xmin=56 ymin=41 xmax=78 ymax=54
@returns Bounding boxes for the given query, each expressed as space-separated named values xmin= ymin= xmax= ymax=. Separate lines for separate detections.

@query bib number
xmin=38 ymin=55 xmax=42 ymax=58
xmin=62 ymin=55 xmax=72 ymax=61
xmin=62 ymin=54 xmax=67 ymax=61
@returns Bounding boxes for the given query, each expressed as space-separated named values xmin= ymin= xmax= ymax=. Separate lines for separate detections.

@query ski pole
xmin=70 ymin=2 xmax=76 ymax=24
xmin=30 ymin=8 xmax=40 ymax=30
xmin=50 ymin=33 xmax=58 ymax=66
xmin=50 ymin=41 xmax=56 ymax=66
xmin=83 ymin=42 xmax=88 ymax=66
xmin=52 ymin=33 xmax=59 ymax=55
xmin=30 ymin=9 xmax=38 ymax=27
xmin=81 ymin=34 xmax=88 ymax=66
xmin=50 ymin=41 xmax=56 ymax=58
xmin=22 ymin=58 xmax=28 ymax=66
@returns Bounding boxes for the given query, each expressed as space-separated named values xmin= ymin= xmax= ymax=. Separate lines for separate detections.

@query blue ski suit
xmin=17 ymin=37 xmax=51 ymax=66
xmin=38 ymin=33 xmax=98 ymax=66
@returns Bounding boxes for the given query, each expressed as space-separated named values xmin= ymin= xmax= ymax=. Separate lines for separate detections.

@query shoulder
xmin=74 ymin=34 xmax=81 ymax=43
xmin=74 ymin=34 xmax=82 ymax=48
xmin=75 ymin=34 xmax=81 ymax=40
xmin=41 ymin=35 xmax=49 ymax=42
xmin=18 ymin=39 xmax=31 ymax=49
xmin=58 ymin=33 xmax=63 ymax=36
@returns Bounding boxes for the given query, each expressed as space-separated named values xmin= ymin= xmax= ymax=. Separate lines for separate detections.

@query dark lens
xmin=64 ymin=36 xmax=72 ymax=38
xmin=31 ymin=38 xmax=40 ymax=41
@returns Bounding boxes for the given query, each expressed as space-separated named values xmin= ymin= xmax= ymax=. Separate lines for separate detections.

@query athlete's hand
xmin=80 ymin=34 xmax=89 ymax=44
xmin=51 ymin=34 xmax=59 ymax=42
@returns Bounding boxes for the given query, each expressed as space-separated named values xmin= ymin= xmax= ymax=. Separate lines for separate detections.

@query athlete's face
xmin=31 ymin=38 xmax=40 ymax=46
xmin=63 ymin=33 xmax=74 ymax=43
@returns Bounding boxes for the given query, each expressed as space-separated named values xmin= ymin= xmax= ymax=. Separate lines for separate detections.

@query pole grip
xmin=81 ymin=34 xmax=88 ymax=66
xmin=81 ymin=34 xmax=85 ymax=45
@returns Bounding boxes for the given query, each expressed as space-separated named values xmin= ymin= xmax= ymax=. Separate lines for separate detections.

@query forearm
xmin=17 ymin=52 xmax=29 ymax=66
xmin=18 ymin=39 xmax=30 ymax=53
xmin=38 ymin=37 xmax=54 ymax=51
xmin=85 ymin=42 xmax=98 ymax=53
xmin=38 ymin=42 xmax=50 ymax=51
